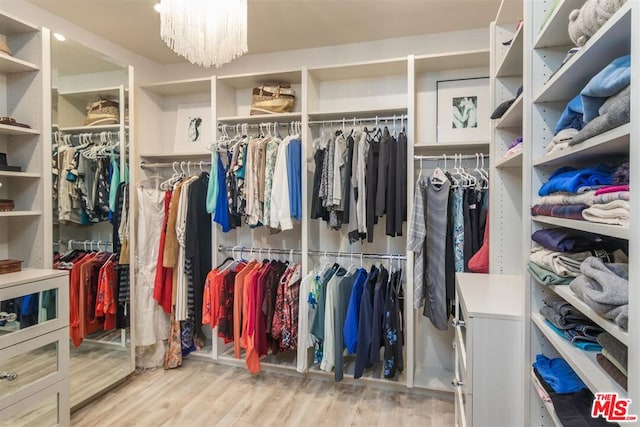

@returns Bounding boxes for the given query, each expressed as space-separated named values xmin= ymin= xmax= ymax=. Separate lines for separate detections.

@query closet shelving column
xmin=304 ymin=58 xmax=410 ymax=385
xmin=524 ymin=1 xmax=636 ymax=424
xmin=211 ymin=69 xmax=305 ymax=369
xmin=55 ymin=85 xmax=128 ymax=246
xmin=135 ymin=77 xmax=214 ymax=360
xmin=0 ymin=14 xmax=70 ymax=426
xmin=489 ymin=0 xmax=523 ymax=274
xmin=410 ymin=49 xmax=490 ymax=393
xmin=0 ymin=13 xmax=51 ymax=268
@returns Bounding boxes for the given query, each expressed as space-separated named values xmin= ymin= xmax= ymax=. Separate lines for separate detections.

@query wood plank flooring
xmin=71 ymin=359 xmax=455 ymax=426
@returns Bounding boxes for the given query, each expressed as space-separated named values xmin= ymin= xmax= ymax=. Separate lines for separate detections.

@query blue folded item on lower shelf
xmin=533 ymin=353 xmax=587 ymax=394
xmin=545 ymin=320 xmax=603 ymax=352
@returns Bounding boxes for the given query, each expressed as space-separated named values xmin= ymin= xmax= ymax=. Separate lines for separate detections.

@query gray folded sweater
xmin=570 ymin=85 xmax=630 ymax=145
xmin=597 ymin=332 xmax=627 ymax=369
xmin=569 ymin=257 xmax=628 ymax=329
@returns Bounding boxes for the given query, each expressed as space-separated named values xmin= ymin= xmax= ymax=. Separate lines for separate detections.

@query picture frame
xmin=436 ymin=77 xmax=490 ymax=144
xmin=173 ymin=103 xmax=211 ymax=152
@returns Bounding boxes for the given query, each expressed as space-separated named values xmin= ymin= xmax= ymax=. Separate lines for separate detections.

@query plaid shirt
xmin=407 ymin=177 xmax=428 ymax=309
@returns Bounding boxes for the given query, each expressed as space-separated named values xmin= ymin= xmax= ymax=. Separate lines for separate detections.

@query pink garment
xmin=595 ymin=185 xmax=629 ymax=195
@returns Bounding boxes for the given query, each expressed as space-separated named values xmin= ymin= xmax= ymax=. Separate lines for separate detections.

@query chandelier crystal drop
xmin=160 ymin=0 xmax=248 ymax=68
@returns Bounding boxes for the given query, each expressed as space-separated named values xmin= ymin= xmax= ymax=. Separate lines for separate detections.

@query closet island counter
xmin=455 ymin=273 xmax=523 ymax=320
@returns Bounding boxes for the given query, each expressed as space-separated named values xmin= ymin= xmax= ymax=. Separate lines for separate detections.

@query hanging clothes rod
xmin=54 ymin=240 xmax=113 ymax=250
xmin=217 ymin=245 xmax=406 ymax=261
xmin=414 ymin=153 xmax=489 ymax=160
xmin=308 ymin=114 xmax=408 ymax=126
xmin=140 ymin=161 xmax=212 ymax=169
xmin=218 ymin=122 xmax=298 ymax=130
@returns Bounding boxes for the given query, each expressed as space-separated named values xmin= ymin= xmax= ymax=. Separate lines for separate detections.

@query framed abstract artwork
xmin=436 ymin=77 xmax=490 ymax=144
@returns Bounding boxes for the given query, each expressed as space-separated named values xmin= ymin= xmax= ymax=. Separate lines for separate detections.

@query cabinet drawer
xmin=0 ymin=276 xmax=69 ymax=349
xmin=0 ymin=378 xmax=70 ymax=426
xmin=0 ymin=327 xmax=69 ymax=411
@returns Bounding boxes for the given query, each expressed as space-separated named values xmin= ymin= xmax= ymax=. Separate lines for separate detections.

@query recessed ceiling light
xmin=153 ymin=3 xmax=163 ymax=13
xmin=53 ymin=33 xmax=66 ymax=42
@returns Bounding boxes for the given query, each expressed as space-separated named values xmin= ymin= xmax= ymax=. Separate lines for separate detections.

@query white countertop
xmin=456 ymin=272 xmax=524 ymax=320
xmin=0 ymin=268 xmax=68 ymax=289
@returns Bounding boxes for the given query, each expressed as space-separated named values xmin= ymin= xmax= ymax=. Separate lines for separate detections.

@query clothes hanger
xmin=431 ymin=154 xmax=448 ymax=185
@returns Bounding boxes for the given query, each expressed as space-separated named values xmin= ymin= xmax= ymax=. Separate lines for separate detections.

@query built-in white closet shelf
xmin=414 ymin=49 xmax=490 ymax=73
xmin=534 ymin=0 xmax=585 ymax=49
xmin=217 ymin=112 xmax=302 ymax=124
xmin=530 ymin=370 xmax=564 ymax=427
xmin=0 ymin=171 xmax=40 ymax=178
xmin=532 ymin=313 xmax=627 ymax=397
xmin=308 ymin=107 xmax=407 ymax=122
xmin=532 ymin=216 xmax=629 ymax=240
xmin=139 ymin=152 xmax=211 ymax=160
xmin=532 ymin=124 xmax=630 ymax=167
xmin=0 ymin=210 xmax=42 ymax=217
xmin=0 ymin=124 xmax=39 ymax=136
xmin=414 ymin=141 xmax=490 ymax=152
xmin=495 ymin=95 xmax=523 ymax=129
xmin=58 ymin=86 xmax=123 ymax=99
xmin=309 ymin=59 xmax=406 ymax=81
xmin=218 ymin=70 xmax=302 ymax=87
xmin=0 ymin=54 xmax=39 ymax=74
xmin=413 ymin=366 xmax=453 ymax=392
xmin=534 ymin=4 xmax=631 ymax=103
xmin=551 ymin=285 xmax=629 ymax=345
xmin=0 ymin=13 xmax=38 ymax=33
xmin=496 ymin=24 xmax=523 ymax=78
xmin=494 ymin=151 xmax=522 ymax=168
xmin=58 ymin=124 xmax=124 ymax=133
xmin=140 ymin=78 xmax=211 ymax=96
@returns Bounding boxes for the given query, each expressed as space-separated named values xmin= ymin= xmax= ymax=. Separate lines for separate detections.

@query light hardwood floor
xmin=71 ymin=360 xmax=455 ymax=426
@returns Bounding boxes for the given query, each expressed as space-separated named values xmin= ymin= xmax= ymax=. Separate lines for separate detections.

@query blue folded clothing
xmin=533 ymin=353 xmax=587 ymax=394
xmin=546 ymin=320 xmax=603 ymax=352
xmin=555 ymin=94 xmax=584 ymax=135
xmin=581 ymin=55 xmax=630 ymax=123
xmin=538 ymin=164 xmax=613 ymax=196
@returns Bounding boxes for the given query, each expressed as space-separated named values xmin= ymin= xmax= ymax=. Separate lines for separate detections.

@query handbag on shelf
xmin=250 ymin=83 xmax=296 ymax=115
xmin=85 ymin=98 xmax=120 ymax=126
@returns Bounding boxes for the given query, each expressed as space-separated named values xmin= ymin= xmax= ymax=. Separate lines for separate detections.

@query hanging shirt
xmin=270 ymin=136 xmax=293 ymax=230
xmin=407 ymin=175 xmax=428 ymax=309
xmin=320 ymin=266 xmax=347 ymax=372
xmin=296 ymin=272 xmax=315 ymax=373
xmin=263 ymin=137 xmax=280 ymax=227
xmin=343 ymin=268 xmax=368 ymax=354
xmin=287 ymin=138 xmax=302 ymax=221
xmin=206 ymin=150 xmax=219 ymax=214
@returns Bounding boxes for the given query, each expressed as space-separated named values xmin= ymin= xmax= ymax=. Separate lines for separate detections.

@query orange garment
xmin=69 ymin=253 xmax=95 ymax=347
xmin=245 ymin=264 xmax=269 ymax=374
xmin=202 ymin=269 xmax=217 ymax=326
xmin=80 ymin=259 xmax=104 ymax=338
xmin=95 ymin=259 xmax=117 ymax=331
xmin=233 ymin=262 xmax=253 ymax=358
xmin=241 ymin=263 xmax=263 ymax=351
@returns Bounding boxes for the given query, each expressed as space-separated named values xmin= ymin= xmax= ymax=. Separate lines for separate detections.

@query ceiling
xmin=30 ymin=0 xmax=501 ymax=66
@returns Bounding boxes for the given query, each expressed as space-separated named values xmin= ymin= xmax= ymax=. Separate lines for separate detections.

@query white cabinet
xmin=453 ymin=273 xmax=524 ymax=427
xmin=0 ymin=269 xmax=69 ymax=426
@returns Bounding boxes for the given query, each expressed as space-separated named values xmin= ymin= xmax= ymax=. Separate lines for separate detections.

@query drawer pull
xmin=451 ymin=378 xmax=464 ymax=387
xmin=452 ymin=318 xmax=466 ymax=328
xmin=1 ymin=371 xmax=18 ymax=381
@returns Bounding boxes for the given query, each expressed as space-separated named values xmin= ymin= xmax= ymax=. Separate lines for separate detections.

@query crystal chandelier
xmin=160 ymin=0 xmax=248 ymax=68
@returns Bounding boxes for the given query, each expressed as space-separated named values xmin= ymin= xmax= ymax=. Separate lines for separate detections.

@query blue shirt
xmin=343 ymin=268 xmax=368 ymax=354
xmin=213 ymin=153 xmax=232 ymax=232
xmin=286 ymin=138 xmax=302 ymax=221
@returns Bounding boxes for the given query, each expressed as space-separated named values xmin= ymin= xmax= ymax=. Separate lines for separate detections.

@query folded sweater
xmin=570 ymin=257 xmax=629 ymax=329
xmin=581 ymin=55 xmax=630 ymax=123
xmin=570 ymin=85 xmax=630 ymax=146
xmin=582 ymin=199 xmax=630 ymax=226
xmin=597 ymin=332 xmax=627 ymax=369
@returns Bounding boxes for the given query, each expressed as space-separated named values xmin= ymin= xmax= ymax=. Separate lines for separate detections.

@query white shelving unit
xmin=135 ymin=49 xmax=492 ymax=395
xmin=489 ymin=0 xmax=523 ymax=276
xmin=0 ymin=11 xmax=69 ymax=426
xmin=530 ymin=371 xmax=563 ymax=427
xmin=523 ymin=0 xmax=637 ymax=425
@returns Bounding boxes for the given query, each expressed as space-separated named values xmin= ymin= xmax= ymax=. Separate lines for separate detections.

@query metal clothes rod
xmin=140 ymin=161 xmax=212 ymax=169
xmin=54 ymin=240 xmax=113 ymax=250
xmin=308 ymin=114 xmax=408 ymax=126
xmin=414 ymin=154 xmax=489 ymax=160
xmin=217 ymin=245 xmax=406 ymax=261
xmin=218 ymin=122 xmax=297 ymax=130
